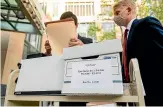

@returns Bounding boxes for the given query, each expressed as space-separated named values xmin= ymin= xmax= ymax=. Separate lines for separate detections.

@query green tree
xmin=150 ymin=0 xmax=163 ymax=24
xmin=88 ymin=23 xmax=101 ymax=38
xmin=137 ymin=0 xmax=163 ymax=24
xmin=100 ymin=0 xmax=113 ymax=19
xmin=114 ymin=0 xmax=119 ymax=3
xmin=99 ymin=30 xmax=116 ymax=42
xmin=137 ymin=0 xmax=150 ymax=18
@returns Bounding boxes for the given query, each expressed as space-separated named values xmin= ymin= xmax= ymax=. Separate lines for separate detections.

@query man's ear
xmin=127 ymin=7 xmax=132 ymax=14
xmin=76 ymin=24 xmax=78 ymax=28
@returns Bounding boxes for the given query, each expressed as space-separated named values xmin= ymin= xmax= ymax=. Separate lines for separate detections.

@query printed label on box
xmin=71 ymin=59 xmax=113 ymax=89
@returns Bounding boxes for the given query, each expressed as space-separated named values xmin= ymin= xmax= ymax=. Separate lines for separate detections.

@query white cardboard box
xmin=62 ymin=39 xmax=123 ymax=95
xmin=15 ymin=55 xmax=64 ymax=95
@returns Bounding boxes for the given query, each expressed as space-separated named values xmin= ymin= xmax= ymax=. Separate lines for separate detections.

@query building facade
xmin=38 ymin=0 xmax=121 ymax=41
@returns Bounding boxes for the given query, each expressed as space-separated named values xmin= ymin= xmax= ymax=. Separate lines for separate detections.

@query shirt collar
xmin=126 ymin=18 xmax=136 ymax=31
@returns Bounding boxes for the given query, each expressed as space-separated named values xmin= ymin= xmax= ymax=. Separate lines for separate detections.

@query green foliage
xmin=114 ymin=0 xmax=119 ymax=3
xmin=99 ymin=30 xmax=116 ymax=42
xmin=100 ymin=0 xmax=113 ymax=18
xmin=137 ymin=0 xmax=163 ymax=24
xmin=108 ymin=10 xmax=113 ymax=17
xmin=137 ymin=0 xmax=150 ymax=18
xmin=88 ymin=23 xmax=101 ymax=37
xmin=150 ymin=0 xmax=163 ymax=24
xmin=101 ymin=0 xmax=108 ymax=7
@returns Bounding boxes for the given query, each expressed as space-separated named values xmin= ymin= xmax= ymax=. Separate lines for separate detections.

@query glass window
xmin=53 ymin=3 xmax=58 ymax=17
xmin=65 ymin=5 xmax=68 ymax=11
xmin=80 ymin=5 xmax=83 ymax=16
xmin=25 ymin=34 xmax=30 ymax=41
xmin=35 ymin=35 xmax=39 ymax=49
xmin=37 ymin=35 xmax=42 ymax=50
xmin=76 ymin=5 xmax=79 ymax=16
xmin=92 ymin=3 xmax=94 ymax=16
xmin=82 ymin=5 xmax=85 ymax=16
xmin=69 ymin=5 xmax=73 ymax=12
xmin=77 ymin=23 xmax=90 ymax=37
xmin=22 ymin=33 xmax=42 ymax=59
xmin=30 ymin=34 xmax=37 ymax=47
xmin=101 ymin=5 xmax=112 ymax=16
xmin=86 ymin=4 xmax=89 ymax=16
xmin=74 ymin=5 xmax=77 ymax=15
xmin=22 ymin=43 xmax=29 ymax=59
xmin=65 ymin=2 xmax=94 ymax=16
xmin=41 ymin=2 xmax=47 ymax=14
xmin=102 ymin=22 xmax=114 ymax=32
xmin=29 ymin=45 xmax=38 ymax=54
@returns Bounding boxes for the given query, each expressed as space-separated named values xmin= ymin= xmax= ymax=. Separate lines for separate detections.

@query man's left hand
xmin=69 ymin=37 xmax=84 ymax=47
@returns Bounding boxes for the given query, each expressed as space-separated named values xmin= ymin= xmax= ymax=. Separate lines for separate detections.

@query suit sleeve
xmin=78 ymin=36 xmax=93 ymax=44
xmin=145 ymin=17 xmax=163 ymax=68
xmin=83 ymin=37 xmax=93 ymax=44
xmin=146 ymin=17 xmax=163 ymax=50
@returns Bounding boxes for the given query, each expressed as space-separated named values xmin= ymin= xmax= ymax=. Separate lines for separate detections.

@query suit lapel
xmin=127 ymin=19 xmax=138 ymax=45
xmin=126 ymin=19 xmax=139 ymax=61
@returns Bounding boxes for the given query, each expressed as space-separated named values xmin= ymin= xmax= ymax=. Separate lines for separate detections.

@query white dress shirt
xmin=126 ymin=18 xmax=136 ymax=38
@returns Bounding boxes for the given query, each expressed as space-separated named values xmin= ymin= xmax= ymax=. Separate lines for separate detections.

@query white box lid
xmin=62 ymin=39 xmax=122 ymax=59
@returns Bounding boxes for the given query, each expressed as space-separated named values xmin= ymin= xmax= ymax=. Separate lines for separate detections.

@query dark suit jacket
xmin=78 ymin=35 xmax=93 ymax=44
xmin=127 ymin=16 xmax=163 ymax=105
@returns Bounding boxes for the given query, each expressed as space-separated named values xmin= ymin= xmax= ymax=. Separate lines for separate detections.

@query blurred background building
xmin=38 ymin=0 xmax=122 ymax=41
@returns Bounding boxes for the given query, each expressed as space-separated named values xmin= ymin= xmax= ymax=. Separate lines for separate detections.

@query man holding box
xmin=45 ymin=11 xmax=92 ymax=106
xmin=45 ymin=11 xmax=92 ymax=55
xmin=113 ymin=0 xmax=163 ymax=106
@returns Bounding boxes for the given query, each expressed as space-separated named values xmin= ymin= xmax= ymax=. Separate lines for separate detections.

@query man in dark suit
xmin=45 ymin=11 xmax=92 ymax=56
xmin=113 ymin=0 xmax=163 ymax=106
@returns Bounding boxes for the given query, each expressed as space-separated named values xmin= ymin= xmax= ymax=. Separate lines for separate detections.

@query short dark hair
xmin=60 ymin=11 xmax=78 ymax=26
